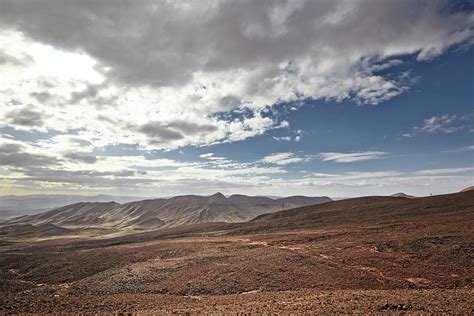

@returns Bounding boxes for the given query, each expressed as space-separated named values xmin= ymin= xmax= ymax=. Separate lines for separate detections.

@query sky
xmin=0 ymin=0 xmax=473 ymax=198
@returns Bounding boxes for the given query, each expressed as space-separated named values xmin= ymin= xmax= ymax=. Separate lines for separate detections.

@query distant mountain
xmin=0 ymin=194 xmax=149 ymax=219
xmin=391 ymin=192 xmax=417 ymax=199
xmin=4 ymin=193 xmax=331 ymax=231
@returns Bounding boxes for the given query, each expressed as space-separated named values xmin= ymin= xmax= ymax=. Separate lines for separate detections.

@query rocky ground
xmin=2 ymin=289 xmax=473 ymax=314
xmin=1 ymin=192 xmax=473 ymax=313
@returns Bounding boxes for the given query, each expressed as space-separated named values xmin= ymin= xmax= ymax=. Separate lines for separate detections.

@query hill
xmin=1 ymin=191 xmax=472 ymax=313
xmin=3 ymin=193 xmax=331 ymax=232
xmin=391 ymin=192 xmax=417 ymax=199
xmin=460 ymin=186 xmax=474 ymax=192
xmin=0 ymin=194 xmax=149 ymax=219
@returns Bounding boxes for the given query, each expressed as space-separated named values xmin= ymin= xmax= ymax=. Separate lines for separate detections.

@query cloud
xmin=0 ymin=136 xmax=288 ymax=195
xmin=419 ymin=114 xmax=458 ymax=133
xmin=259 ymin=152 xmax=309 ymax=165
xmin=200 ymin=153 xmax=215 ymax=158
xmin=273 ymin=136 xmax=292 ymax=142
xmin=137 ymin=122 xmax=185 ymax=143
xmin=64 ymin=152 xmax=98 ymax=164
xmin=405 ymin=113 xmax=473 ymax=137
xmin=0 ymin=139 xmax=59 ymax=168
xmin=1 ymin=135 xmax=471 ymax=197
xmin=4 ymin=107 xmax=46 ymax=130
xmin=318 ymin=151 xmax=388 ymax=163
xmin=293 ymin=169 xmax=473 ymax=195
xmin=444 ymin=144 xmax=474 ymax=153
xmin=0 ymin=1 xmax=473 ymax=195
xmin=1 ymin=1 xmax=470 ymax=95
xmin=30 ymin=91 xmax=53 ymax=103
xmin=273 ymin=129 xmax=303 ymax=142
xmin=311 ymin=171 xmax=402 ymax=182
xmin=415 ymin=167 xmax=474 ymax=175
xmin=0 ymin=0 xmax=472 ymax=152
xmin=294 ymin=129 xmax=303 ymax=142
xmin=0 ymin=142 xmax=23 ymax=154
xmin=199 ymin=152 xmax=230 ymax=163
xmin=0 ymin=48 xmax=32 ymax=66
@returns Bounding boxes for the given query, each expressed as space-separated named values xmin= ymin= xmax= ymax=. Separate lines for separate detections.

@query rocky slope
xmin=3 ymin=193 xmax=331 ymax=232
xmin=1 ymin=191 xmax=472 ymax=313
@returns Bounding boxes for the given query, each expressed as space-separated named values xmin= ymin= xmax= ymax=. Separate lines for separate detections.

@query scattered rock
xmin=381 ymin=303 xmax=411 ymax=311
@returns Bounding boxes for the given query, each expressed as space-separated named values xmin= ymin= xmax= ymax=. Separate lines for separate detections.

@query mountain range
xmin=2 ymin=193 xmax=331 ymax=235
xmin=0 ymin=194 xmax=150 ymax=219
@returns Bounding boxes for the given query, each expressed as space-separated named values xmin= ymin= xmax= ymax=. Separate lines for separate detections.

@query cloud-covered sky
xmin=0 ymin=0 xmax=473 ymax=197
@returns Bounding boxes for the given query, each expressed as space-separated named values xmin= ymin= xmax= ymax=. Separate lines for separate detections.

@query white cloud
xmin=406 ymin=113 xmax=473 ymax=137
xmin=273 ymin=129 xmax=303 ymax=142
xmin=259 ymin=152 xmax=309 ymax=165
xmin=0 ymin=136 xmax=288 ymax=195
xmin=294 ymin=129 xmax=303 ymax=142
xmin=318 ymin=151 xmax=388 ymax=163
xmin=419 ymin=114 xmax=458 ymax=133
xmin=1 ymin=135 xmax=472 ymax=197
xmin=0 ymin=1 xmax=472 ymax=152
xmin=273 ymin=136 xmax=292 ymax=142
xmin=0 ymin=30 xmax=288 ymax=150
xmin=288 ymin=169 xmax=472 ymax=196
xmin=0 ymin=1 xmax=473 ymax=195
xmin=200 ymin=153 xmax=215 ymax=158
xmin=415 ymin=167 xmax=474 ymax=175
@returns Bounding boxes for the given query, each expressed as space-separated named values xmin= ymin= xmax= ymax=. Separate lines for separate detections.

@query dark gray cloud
xmin=138 ymin=122 xmax=184 ymax=143
xmin=136 ymin=120 xmax=219 ymax=144
xmin=5 ymin=107 xmax=46 ymax=128
xmin=0 ymin=0 xmax=471 ymax=90
xmin=167 ymin=120 xmax=218 ymax=135
xmin=68 ymin=82 xmax=118 ymax=107
xmin=67 ymin=137 xmax=93 ymax=147
xmin=0 ymin=142 xmax=58 ymax=168
xmin=1 ymin=147 xmax=149 ymax=188
xmin=69 ymin=84 xmax=100 ymax=104
xmin=64 ymin=152 xmax=98 ymax=164
xmin=0 ymin=49 xmax=32 ymax=66
xmin=30 ymin=91 xmax=53 ymax=103
xmin=0 ymin=143 xmax=23 ymax=154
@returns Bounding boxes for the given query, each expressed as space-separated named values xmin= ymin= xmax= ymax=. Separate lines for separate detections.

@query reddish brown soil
xmin=1 ymin=192 xmax=473 ymax=313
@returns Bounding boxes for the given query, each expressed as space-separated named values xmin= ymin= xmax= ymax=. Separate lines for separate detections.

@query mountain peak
xmin=204 ymin=192 xmax=227 ymax=204
xmin=209 ymin=192 xmax=226 ymax=199
xmin=391 ymin=192 xmax=416 ymax=199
